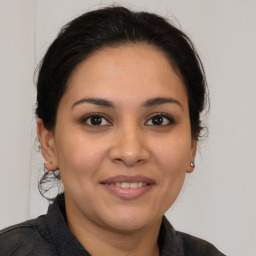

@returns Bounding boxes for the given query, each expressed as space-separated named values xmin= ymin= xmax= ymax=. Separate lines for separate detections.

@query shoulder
xmin=176 ymin=231 xmax=226 ymax=256
xmin=160 ymin=216 xmax=226 ymax=256
xmin=0 ymin=217 xmax=55 ymax=256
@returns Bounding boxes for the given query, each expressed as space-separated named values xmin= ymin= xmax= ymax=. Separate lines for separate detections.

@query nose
xmin=109 ymin=126 xmax=150 ymax=167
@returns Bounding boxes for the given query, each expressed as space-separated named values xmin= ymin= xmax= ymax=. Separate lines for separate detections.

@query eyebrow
xmin=142 ymin=97 xmax=183 ymax=110
xmin=72 ymin=98 xmax=115 ymax=109
xmin=72 ymin=97 xmax=183 ymax=110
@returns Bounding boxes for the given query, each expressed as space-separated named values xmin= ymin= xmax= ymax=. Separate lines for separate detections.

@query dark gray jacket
xmin=0 ymin=194 xmax=225 ymax=255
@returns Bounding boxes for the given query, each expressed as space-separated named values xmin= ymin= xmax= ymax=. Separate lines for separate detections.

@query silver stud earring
xmin=190 ymin=160 xmax=195 ymax=168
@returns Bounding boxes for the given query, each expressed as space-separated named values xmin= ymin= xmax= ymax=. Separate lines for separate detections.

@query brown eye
xmin=81 ymin=114 xmax=111 ymax=126
xmin=145 ymin=114 xmax=175 ymax=126
xmin=90 ymin=116 xmax=103 ymax=125
xmin=152 ymin=116 xmax=163 ymax=125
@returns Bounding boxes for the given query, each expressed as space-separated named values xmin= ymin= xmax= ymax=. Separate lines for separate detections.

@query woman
xmin=0 ymin=6 xmax=225 ymax=256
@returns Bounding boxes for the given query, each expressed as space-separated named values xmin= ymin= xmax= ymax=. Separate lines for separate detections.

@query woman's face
xmin=40 ymin=44 xmax=196 ymax=232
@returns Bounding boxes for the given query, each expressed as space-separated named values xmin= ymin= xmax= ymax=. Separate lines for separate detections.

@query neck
xmin=66 ymin=207 xmax=161 ymax=256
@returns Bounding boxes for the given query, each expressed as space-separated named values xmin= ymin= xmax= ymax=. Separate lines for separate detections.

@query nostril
xmin=108 ymin=141 xmax=151 ymax=166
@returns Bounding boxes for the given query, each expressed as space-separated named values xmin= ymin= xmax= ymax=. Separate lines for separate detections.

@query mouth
xmin=100 ymin=175 xmax=155 ymax=200
xmin=109 ymin=182 xmax=147 ymax=189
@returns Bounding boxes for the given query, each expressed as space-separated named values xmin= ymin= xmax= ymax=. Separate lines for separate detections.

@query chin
xmin=100 ymin=207 xmax=161 ymax=232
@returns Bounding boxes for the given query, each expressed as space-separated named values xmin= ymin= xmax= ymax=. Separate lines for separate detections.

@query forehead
xmin=63 ymin=44 xmax=188 ymax=107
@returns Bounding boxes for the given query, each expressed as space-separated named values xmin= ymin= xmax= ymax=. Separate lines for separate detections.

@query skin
xmin=38 ymin=44 xmax=197 ymax=256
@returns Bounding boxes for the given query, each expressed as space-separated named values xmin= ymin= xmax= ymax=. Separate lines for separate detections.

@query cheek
xmin=154 ymin=134 xmax=192 ymax=173
xmin=152 ymin=141 xmax=189 ymax=214
xmin=55 ymin=134 xmax=107 ymax=181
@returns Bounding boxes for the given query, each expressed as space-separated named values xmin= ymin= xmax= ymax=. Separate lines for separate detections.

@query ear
xmin=186 ymin=138 xmax=197 ymax=173
xmin=37 ymin=119 xmax=58 ymax=171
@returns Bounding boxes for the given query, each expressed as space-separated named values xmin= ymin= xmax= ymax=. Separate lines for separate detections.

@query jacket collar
xmin=38 ymin=193 xmax=184 ymax=256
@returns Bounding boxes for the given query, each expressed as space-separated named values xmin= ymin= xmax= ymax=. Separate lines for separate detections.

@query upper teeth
xmin=114 ymin=182 xmax=146 ymax=188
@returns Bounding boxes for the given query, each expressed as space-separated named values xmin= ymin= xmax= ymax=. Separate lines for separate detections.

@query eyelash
xmin=80 ymin=113 xmax=112 ymax=126
xmin=145 ymin=113 xmax=175 ymax=126
xmin=80 ymin=112 xmax=175 ymax=127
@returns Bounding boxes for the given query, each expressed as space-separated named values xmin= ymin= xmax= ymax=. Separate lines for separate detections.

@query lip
xmin=100 ymin=175 xmax=155 ymax=200
xmin=101 ymin=175 xmax=155 ymax=184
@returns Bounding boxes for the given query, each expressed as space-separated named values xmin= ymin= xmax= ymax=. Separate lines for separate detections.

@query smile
xmin=100 ymin=175 xmax=155 ymax=200
xmin=112 ymin=182 xmax=147 ymax=189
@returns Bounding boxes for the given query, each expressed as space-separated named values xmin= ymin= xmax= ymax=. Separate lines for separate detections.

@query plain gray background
xmin=0 ymin=1 xmax=256 ymax=255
